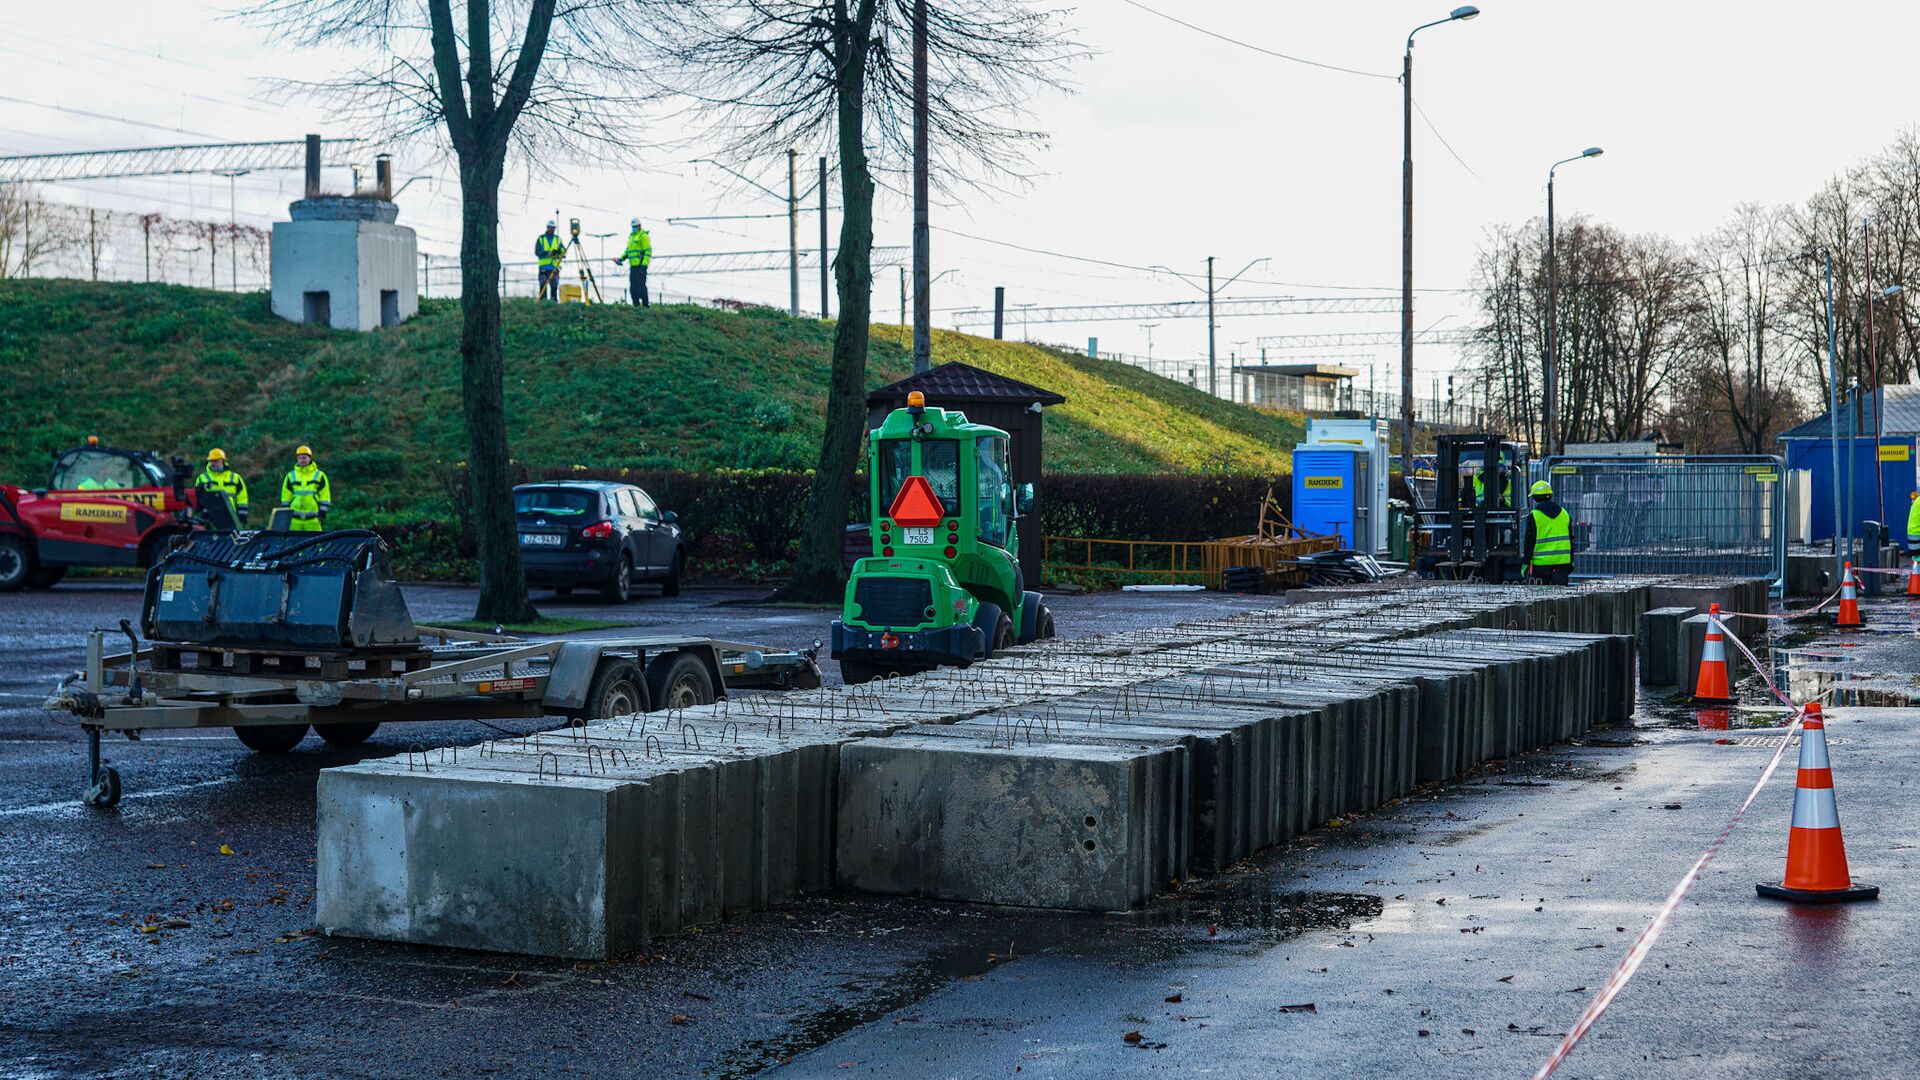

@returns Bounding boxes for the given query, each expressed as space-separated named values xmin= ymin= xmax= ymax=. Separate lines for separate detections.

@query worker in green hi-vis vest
xmin=1522 ymin=480 xmax=1573 ymax=585
xmin=1906 ymin=490 xmax=1920 ymax=553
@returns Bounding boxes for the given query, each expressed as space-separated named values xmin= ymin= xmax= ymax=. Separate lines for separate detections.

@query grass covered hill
xmin=0 ymin=279 xmax=1303 ymax=524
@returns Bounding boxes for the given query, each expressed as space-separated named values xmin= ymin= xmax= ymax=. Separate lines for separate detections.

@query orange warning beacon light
xmin=887 ymin=474 xmax=945 ymax=528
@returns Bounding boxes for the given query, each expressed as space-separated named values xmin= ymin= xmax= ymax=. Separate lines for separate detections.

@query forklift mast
xmin=1427 ymin=434 xmax=1531 ymax=582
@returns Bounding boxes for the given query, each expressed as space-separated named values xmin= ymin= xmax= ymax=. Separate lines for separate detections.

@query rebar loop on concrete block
xmin=406 ymin=744 xmax=431 ymax=772
xmin=681 ymin=724 xmax=702 ymax=752
xmin=644 ymin=735 xmax=665 ymax=762
xmin=583 ymin=745 xmax=607 ymax=775
xmin=439 ymin=746 xmax=458 ymax=765
xmin=535 ymin=751 xmax=560 ymax=782
xmin=606 ymin=747 xmax=631 ymax=769
xmin=719 ymin=721 xmax=740 ymax=746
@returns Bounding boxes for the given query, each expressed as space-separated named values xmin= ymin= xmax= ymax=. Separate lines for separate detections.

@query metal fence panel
xmin=1537 ymin=455 xmax=1785 ymax=586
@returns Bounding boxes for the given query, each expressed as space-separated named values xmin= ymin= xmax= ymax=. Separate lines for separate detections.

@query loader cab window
xmin=52 ymin=450 xmax=151 ymax=491
xmin=976 ymin=436 xmax=1008 ymax=547
xmin=878 ymin=438 xmax=961 ymax=517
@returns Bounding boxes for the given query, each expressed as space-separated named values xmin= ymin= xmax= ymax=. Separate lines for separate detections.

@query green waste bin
xmin=1387 ymin=499 xmax=1413 ymax=562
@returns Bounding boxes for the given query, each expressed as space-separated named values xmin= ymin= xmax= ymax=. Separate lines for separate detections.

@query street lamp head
xmin=1582 ymin=146 xmax=1604 ymax=158
xmin=1450 ymin=6 xmax=1481 ymax=20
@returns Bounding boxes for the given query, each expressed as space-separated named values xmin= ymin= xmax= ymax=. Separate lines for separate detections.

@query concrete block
xmin=835 ymin=735 xmax=1186 ymax=911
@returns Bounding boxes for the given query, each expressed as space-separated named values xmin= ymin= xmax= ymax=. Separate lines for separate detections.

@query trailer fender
xmin=543 ymin=641 xmax=613 ymax=711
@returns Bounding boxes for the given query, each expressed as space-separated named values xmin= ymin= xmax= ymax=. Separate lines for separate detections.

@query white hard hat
xmin=630 ymin=217 xmax=640 ymax=227
xmin=546 ymin=219 xmax=557 ymax=228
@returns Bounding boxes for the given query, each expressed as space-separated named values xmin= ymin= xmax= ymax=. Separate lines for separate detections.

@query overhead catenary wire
xmin=1116 ymin=0 xmax=1394 ymax=80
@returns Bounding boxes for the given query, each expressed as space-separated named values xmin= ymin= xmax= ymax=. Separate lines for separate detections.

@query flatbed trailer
xmin=48 ymin=622 xmax=821 ymax=807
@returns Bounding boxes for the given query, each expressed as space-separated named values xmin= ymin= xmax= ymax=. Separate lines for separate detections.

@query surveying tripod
xmin=556 ymin=216 xmax=604 ymax=304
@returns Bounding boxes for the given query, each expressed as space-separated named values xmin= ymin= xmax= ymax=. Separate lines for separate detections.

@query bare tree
xmin=249 ymin=0 xmax=662 ymax=622
xmin=0 ymin=187 xmax=74 ymax=279
xmin=656 ymin=0 xmax=1081 ymax=601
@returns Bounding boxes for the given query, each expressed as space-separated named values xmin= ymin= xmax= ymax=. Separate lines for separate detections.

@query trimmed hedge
xmin=417 ymin=467 xmax=1301 ymax=580
xmin=1041 ymin=472 xmax=1291 ymax=542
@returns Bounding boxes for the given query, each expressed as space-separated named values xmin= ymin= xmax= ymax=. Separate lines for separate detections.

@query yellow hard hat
xmin=206 ymin=448 xmax=227 ymax=462
xmin=1530 ymin=480 xmax=1553 ymax=498
xmin=295 ymin=445 xmax=313 ymax=457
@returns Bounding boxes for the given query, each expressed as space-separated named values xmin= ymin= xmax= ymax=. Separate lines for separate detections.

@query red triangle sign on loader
xmin=888 ymin=475 xmax=946 ymax=527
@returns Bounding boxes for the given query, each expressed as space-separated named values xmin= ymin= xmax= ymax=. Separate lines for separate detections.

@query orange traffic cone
xmin=1692 ymin=603 xmax=1735 ymax=704
xmin=1906 ymin=555 xmax=1920 ymax=597
xmin=1757 ymin=703 xmax=1878 ymax=903
xmin=1835 ymin=563 xmax=1863 ymax=628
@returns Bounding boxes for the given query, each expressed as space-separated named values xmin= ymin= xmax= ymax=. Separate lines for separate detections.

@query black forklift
xmin=1414 ymin=434 xmax=1532 ymax=582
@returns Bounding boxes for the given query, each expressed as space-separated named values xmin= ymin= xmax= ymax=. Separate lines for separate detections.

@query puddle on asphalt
xmin=708 ymin=883 xmax=1382 ymax=1076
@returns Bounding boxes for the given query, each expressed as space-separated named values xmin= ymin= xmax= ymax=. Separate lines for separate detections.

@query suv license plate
xmin=520 ymin=533 xmax=563 ymax=546
xmin=903 ymin=527 xmax=935 ymax=545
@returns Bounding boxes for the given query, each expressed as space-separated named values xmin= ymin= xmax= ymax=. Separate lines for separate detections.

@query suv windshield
xmin=513 ymin=488 xmax=597 ymax=516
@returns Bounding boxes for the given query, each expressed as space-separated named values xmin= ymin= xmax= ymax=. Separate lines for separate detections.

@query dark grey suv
xmin=512 ymin=481 xmax=686 ymax=602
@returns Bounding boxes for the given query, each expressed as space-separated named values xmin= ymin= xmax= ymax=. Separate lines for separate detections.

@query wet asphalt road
xmin=2 ymin=584 xmax=1917 ymax=1078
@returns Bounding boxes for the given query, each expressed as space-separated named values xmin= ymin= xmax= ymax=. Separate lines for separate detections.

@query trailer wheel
xmin=581 ymin=659 xmax=648 ymax=721
xmin=0 ymin=535 xmax=32 ymax=592
xmin=647 ymin=652 xmax=715 ymax=711
xmin=233 ymin=724 xmax=309 ymax=753
xmin=83 ymin=766 xmax=122 ymax=808
xmin=317 ymin=721 xmax=380 ymax=746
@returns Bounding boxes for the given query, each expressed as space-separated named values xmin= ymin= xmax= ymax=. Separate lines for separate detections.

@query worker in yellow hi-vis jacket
xmin=280 ymin=445 xmax=332 ymax=532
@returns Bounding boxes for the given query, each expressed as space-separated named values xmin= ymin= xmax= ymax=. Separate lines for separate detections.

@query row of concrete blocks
xmin=835 ymin=628 xmax=1635 ymax=911
xmin=316 ymin=580 xmax=1656 ymax=958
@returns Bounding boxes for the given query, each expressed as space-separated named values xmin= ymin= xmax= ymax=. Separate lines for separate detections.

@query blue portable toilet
xmin=1292 ymin=446 xmax=1365 ymax=549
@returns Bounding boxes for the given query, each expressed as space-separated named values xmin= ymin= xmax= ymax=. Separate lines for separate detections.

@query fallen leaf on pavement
xmin=1123 ymin=1031 xmax=1142 ymax=1044
xmin=1165 ymin=993 xmax=1183 ymax=1003
xmin=1279 ymin=1003 xmax=1316 ymax=1014
xmin=217 ymin=844 xmax=235 ymax=856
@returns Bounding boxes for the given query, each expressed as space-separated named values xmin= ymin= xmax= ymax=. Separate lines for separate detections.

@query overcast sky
xmin=5 ymin=2 xmax=1917 ymax=388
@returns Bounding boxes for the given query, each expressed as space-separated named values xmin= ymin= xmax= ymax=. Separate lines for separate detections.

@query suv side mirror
xmin=661 ymin=510 xmax=678 ymax=525
xmin=1015 ymin=482 xmax=1034 ymax=516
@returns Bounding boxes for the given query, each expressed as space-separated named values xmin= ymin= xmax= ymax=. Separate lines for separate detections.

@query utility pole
xmin=1206 ymin=255 xmax=1217 ymax=398
xmin=819 ymin=155 xmax=830 ymax=318
xmin=899 ymin=266 xmax=907 ymax=326
xmin=787 ymin=149 xmax=799 ymax=317
xmin=1401 ymin=6 xmax=1479 ymax=476
xmin=993 ymin=286 xmax=1005 ymax=339
xmin=216 ymin=168 xmax=249 ymax=291
xmin=911 ymin=0 xmax=931 ymax=373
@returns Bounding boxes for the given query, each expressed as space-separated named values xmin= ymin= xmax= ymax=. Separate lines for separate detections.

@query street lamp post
xmin=1401 ymin=5 xmax=1479 ymax=478
xmin=1545 ymin=146 xmax=1603 ymax=459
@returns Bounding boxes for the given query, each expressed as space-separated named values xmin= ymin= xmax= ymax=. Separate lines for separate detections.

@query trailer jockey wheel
xmin=84 ymin=767 xmax=121 ymax=808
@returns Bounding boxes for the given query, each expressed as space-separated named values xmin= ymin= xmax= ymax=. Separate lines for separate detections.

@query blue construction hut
xmin=1776 ymin=385 xmax=1920 ymax=543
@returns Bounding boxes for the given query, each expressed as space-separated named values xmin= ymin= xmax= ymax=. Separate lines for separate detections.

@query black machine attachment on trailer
xmin=47 ymin=531 xmax=822 ymax=807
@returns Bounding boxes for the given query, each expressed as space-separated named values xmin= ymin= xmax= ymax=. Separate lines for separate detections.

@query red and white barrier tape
xmin=1534 ymin=618 xmax=1801 ymax=1077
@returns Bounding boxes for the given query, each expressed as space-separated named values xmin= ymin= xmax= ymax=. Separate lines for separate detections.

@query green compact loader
xmin=830 ymin=392 xmax=1056 ymax=683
